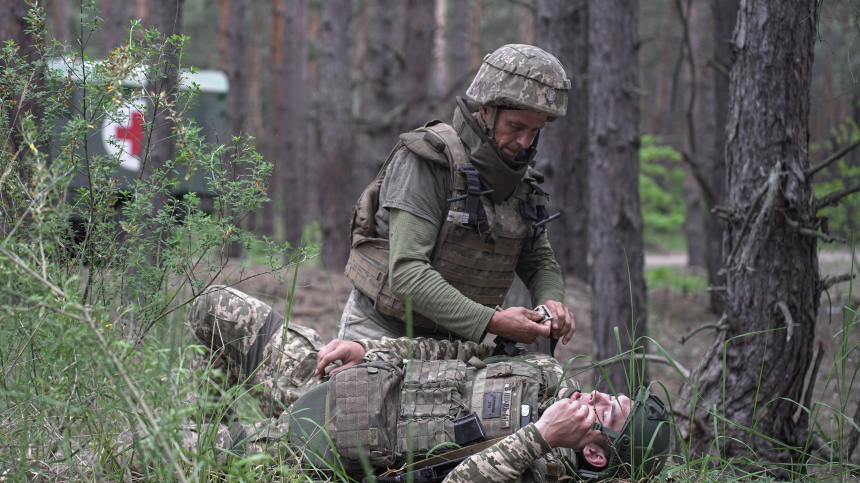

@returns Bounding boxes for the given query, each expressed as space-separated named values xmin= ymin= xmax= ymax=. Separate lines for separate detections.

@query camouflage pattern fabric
xmin=442 ymin=423 xmax=553 ymax=483
xmin=356 ymin=336 xmax=495 ymax=363
xmin=189 ymin=285 xmax=325 ymax=417
xmin=466 ymin=44 xmax=570 ymax=120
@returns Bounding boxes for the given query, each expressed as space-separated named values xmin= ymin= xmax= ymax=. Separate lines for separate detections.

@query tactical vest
xmin=288 ymin=351 xmax=576 ymax=470
xmin=344 ymin=121 xmax=550 ymax=333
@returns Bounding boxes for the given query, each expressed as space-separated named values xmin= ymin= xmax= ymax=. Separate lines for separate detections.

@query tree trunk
xmin=401 ymin=0 xmax=435 ymax=131
xmin=700 ymin=0 xmax=739 ymax=313
xmin=100 ymin=0 xmax=125 ymax=55
xmin=535 ymin=0 xmax=589 ymax=282
xmin=518 ymin=0 xmax=535 ymax=45
xmin=135 ymin=0 xmax=149 ymax=28
xmin=219 ymin=0 xmax=248 ymax=257
xmin=448 ymin=0 xmax=472 ymax=99
xmin=146 ymin=0 xmax=184 ymax=261
xmin=432 ymin=0 xmax=447 ymax=110
xmin=469 ymin=0 xmax=481 ymax=73
xmin=355 ymin=0 xmax=404 ymax=192
xmin=677 ymin=0 xmax=819 ymax=474
xmin=52 ymin=0 xmax=68 ymax=43
xmin=317 ymin=0 xmax=355 ymax=271
xmin=268 ymin=0 xmax=307 ymax=245
xmin=682 ymin=0 xmax=709 ymax=270
xmin=588 ymin=0 xmax=646 ymax=394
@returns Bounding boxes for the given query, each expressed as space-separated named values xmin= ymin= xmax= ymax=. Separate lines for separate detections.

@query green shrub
xmin=0 ymin=4 xmax=312 ymax=480
xmin=640 ymin=134 xmax=686 ymax=249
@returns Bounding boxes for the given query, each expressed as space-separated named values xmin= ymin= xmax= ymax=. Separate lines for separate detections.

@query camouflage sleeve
xmin=355 ymin=336 xmax=495 ymax=362
xmin=442 ymin=424 xmax=553 ymax=483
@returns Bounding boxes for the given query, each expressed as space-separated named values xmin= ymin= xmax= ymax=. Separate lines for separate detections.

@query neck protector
xmin=452 ymin=97 xmax=538 ymax=204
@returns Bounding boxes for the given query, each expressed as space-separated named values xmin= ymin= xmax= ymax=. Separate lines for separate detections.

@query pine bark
xmin=448 ymin=0 xmax=472 ymax=98
xmin=317 ymin=0 xmax=355 ymax=271
xmin=100 ymin=0 xmax=125 ymax=55
xmin=535 ymin=0 xmax=589 ymax=281
xmin=52 ymin=0 xmax=68 ymax=43
xmin=268 ymin=0 xmax=307 ymax=245
xmin=355 ymin=0 xmax=404 ymax=189
xmin=219 ymin=0 xmax=248 ymax=256
xmin=703 ymin=0 xmax=739 ymax=313
xmin=677 ymin=0 xmax=819 ymax=473
xmin=682 ymin=0 xmax=709 ymax=269
xmin=401 ymin=0 xmax=435 ymax=131
xmin=588 ymin=0 xmax=646 ymax=393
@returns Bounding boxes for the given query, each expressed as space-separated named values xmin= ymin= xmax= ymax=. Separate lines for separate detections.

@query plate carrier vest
xmin=288 ymin=351 xmax=577 ymax=471
xmin=344 ymin=120 xmax=550 ymax=333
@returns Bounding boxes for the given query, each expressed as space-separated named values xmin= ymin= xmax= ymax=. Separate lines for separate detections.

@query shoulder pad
xmin=525 ymin=166 xmax=545 ymax=184
xmin=399 ymin=130 xmax=450 ymax=167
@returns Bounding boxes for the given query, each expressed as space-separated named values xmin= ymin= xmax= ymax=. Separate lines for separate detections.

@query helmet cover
xmin=466 ymin=44 xmax=570 ymax=121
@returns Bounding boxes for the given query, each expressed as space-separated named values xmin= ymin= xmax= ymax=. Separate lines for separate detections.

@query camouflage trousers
xmin=189 ymin=285 xmax=326 ymax=418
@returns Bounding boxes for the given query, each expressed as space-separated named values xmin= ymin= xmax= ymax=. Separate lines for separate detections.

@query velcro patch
xmin=483 ymin=392 xmax=502 ymax=419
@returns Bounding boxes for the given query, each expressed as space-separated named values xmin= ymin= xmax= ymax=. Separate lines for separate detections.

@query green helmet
xmin=576 ymin=385 xmax=672 ymax=482
xmin=466 ymin=44 xmax=570 ymax=121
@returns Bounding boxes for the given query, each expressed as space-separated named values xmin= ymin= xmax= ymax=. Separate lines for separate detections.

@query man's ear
xmin=582 ymin=443 xmax=608 ymax=469
xmin=477 ymin=105 xmax=489 ymax=125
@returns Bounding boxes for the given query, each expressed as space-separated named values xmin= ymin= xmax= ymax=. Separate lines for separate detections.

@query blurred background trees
xmin=7 ymin=0 xmax=860 ymax=469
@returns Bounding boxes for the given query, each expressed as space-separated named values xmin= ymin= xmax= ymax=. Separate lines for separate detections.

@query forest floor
xmin=218 ymin=250 xmax=860 ymax=438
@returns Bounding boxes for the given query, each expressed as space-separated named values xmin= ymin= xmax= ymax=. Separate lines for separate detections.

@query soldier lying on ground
xmin=116 ymin=285 xmax=670 ymax=482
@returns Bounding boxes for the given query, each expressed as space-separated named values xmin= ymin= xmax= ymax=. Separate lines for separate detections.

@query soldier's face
xmin=479 ymin=106 xmax=547 ymax=159
xmin=571 ymin=390 xmax=632 ymax=432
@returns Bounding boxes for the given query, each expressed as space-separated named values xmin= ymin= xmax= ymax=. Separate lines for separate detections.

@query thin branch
xmin=726 ymin=182 xmax=769 ymax=266
xmin=776 ymin=301 xmax=796 ymax=341
xmin=707 ymin=58 xmax=730 ymax=80
xmin=733 ymin=162 xmax=781 ymax=272
xmin=566 ymin=353 xmax=691 ymax=380
xmin=820 ymin=273 xmax=857 ymax=292
xmin=798 ymin=342 xmax=824 ymax=431
xmin=681 ymin=151 xmax=718 ymax=207
xmin=815 ymin=182 xmax=860 ymax=210
xmin=805 ymin=138 xmax=860 ymax=178
xmin=681 ymin=313 xmax=728 ymax=345
xmin=798 ymin=227 xmax=847 ymax=244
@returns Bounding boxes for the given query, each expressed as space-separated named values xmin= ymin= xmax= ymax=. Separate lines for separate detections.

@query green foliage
xmin=0 ymin=4 xmax=314 ymax=480
xmin=640 ymin=135 xmax=687 ymax=248
xmin=645 ymin=266 xmax=709 ymax=293
xmin=811 ymin=112 xmax=860 ymax=239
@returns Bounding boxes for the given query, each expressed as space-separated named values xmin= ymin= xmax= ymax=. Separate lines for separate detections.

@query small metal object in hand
xmin=534 ymin=304 xmax=553 ymax=324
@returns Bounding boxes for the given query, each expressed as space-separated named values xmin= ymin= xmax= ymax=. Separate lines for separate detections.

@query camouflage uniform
xmin=180 ymin=287 xmax=577 ymax=482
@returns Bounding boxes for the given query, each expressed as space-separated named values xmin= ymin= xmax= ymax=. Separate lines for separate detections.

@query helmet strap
xmin=592 ymin=422 xmax=622 ymax=441
xmin=483 ymin=106 xmax=498 ymax=139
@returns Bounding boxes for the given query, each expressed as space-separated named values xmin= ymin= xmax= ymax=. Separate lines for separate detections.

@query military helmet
xmin=466 ymin=44 xmax=570 ymax=121
xmin=577 ymin=385 xmax=672 ymax=482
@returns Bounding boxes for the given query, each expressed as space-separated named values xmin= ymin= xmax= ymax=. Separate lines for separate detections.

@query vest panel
xmin=345 ymin=121 xmax=538 ymax=334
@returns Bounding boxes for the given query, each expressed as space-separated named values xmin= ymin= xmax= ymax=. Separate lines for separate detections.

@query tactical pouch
xmin=395 ymin=360 xmax=475 ymax=455
xmin=327 ymin=361 xmax=403 ymax=467
xmin=470 ymin=361 xmax=542 ymax=439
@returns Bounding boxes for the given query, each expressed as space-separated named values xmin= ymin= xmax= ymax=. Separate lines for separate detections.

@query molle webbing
xmin=327 ymin=362 xmax=402 ymax=466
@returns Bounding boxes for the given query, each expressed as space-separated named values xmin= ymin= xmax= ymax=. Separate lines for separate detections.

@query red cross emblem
xmin=114 ymin=111 xmax=144 ymax=156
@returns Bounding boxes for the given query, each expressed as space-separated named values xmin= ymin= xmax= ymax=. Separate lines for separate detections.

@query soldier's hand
xmin=315 ymin=340 xmax=365 ymax=379
xmin=487 ymin=307 xmax=551 ymax=344
xmin=534 ymin=391 xmax=599 ymax=449
xmin=543 ymin=300 xmax=575 ymax=345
